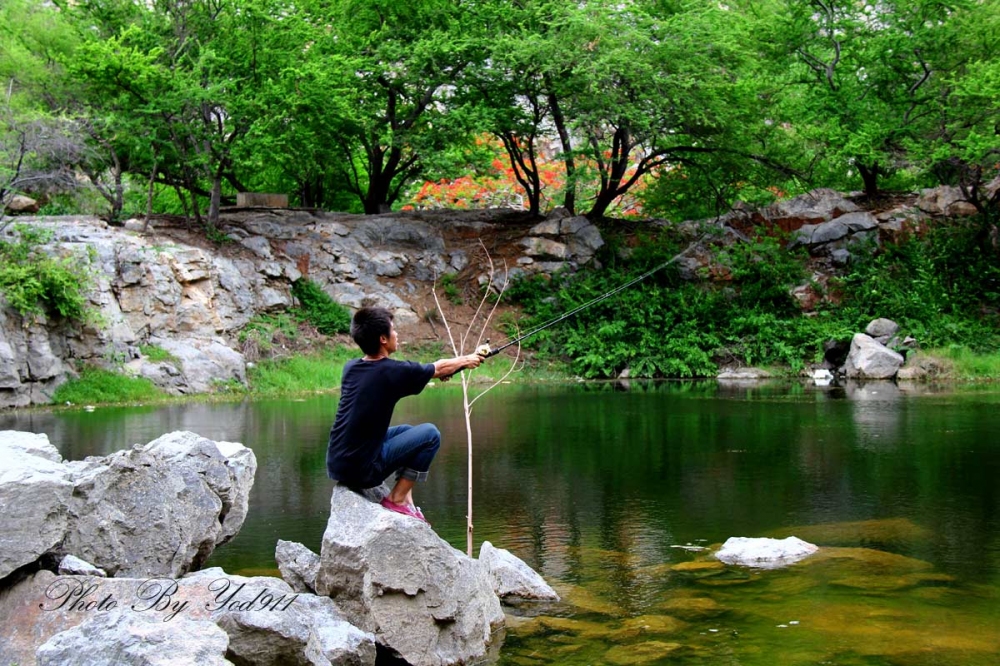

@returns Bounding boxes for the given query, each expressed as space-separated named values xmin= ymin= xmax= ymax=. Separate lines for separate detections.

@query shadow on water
xmin=3 ymin=380 xmax=999 ymax=664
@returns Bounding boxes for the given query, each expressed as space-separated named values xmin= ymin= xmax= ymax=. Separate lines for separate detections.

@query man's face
xmin=382 ymin=323 xmax=398 ymax=354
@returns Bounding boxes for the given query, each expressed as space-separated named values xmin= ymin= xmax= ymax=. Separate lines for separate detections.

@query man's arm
xmin=433 ymin=353 xmax=483 ymax=379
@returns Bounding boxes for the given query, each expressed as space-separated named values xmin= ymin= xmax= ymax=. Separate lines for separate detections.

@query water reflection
xmin=3 ymin=381 xmax=999 ymax=664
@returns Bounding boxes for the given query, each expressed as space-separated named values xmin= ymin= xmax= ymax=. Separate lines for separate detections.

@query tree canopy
xmin=0 ymin=0 xmax=996 ymax=228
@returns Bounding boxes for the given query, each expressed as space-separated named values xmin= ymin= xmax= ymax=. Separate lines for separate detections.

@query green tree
xmin=773 ymin=0 xmax=960 ymax=199
xmin=296 ymin=0 xmax=477 ymax=214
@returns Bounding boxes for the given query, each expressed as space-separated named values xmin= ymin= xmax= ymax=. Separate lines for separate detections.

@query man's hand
xmin=432 ymin=352 xmax=483 ymax=379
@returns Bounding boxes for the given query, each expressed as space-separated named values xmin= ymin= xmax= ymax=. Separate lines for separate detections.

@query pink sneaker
xmin=380 ymin=497 xmax=429 ymax=524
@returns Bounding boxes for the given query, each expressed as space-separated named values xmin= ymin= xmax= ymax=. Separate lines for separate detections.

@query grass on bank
xmin=920 ymin=347 xmax=1000 ymax=381
xmin=42 ymin=342 xmax=1000 ymax=409
xmin=52 ymin=367 xmax=165 ymax=405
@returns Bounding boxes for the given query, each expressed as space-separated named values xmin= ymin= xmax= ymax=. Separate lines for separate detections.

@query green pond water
xmin=5 ymin=380 xmax=1000 ymax=665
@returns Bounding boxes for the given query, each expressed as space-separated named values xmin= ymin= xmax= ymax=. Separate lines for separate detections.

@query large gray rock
xmin=761 ymin=188 xmax=859 ymax=225
xmin=0 ymin=432 xmax=73 ymax=580
xmin=35 ymin=611 xmax=234 ymax=666
xmin=184 ymin=568 xmax=377 ymax=666
xmin=60 ymin=431 xmax=256 ymax=577
xmin=315 ymin=485 xmax=504 ymax=666
xmin=844 ymin=333 xmax=905 ymax=380
xmin=146 ymin=336 xmax=247 ymax=394
xmin=0 ymin=568 xmax=376 ymax=666
xmin=478 ymin=542 xmax=559 ymax=602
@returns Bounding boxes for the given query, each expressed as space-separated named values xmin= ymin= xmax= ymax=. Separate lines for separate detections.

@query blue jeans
xmin=355 ymin=423 xmax=441 ymax=488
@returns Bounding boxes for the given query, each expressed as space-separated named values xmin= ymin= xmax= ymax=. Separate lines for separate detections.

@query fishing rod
xmin=477 ymin=237 xmax=705 ymax=358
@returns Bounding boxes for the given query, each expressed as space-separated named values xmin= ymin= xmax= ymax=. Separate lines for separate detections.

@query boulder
xmin=35 ymin=611 xmax=233 ymax=666
xmin=0 ymin=568 xmax=376 ymax=666
xmin=916 ymin=186 xmax=979 ymax=217
xmin=717 ymin=367 xmax=771 ymax=381
xmin=760 ymin=188 xmax=860 ymax=232
xmin=0 ymin=432 xmax=73 ymax=580
xmin=146 ymin=336 xmax=246 ymax=394
xmin=520 ymin=237 xmax=568 ymax=260
xmin=864 ymin=317 xmax=898 ymax=339
xmin=59 ymin=431 xmax=256 ymax=577
xmin=5 ymin=194 xmax=40 ymax=213
xmin=182 ymin=569 xmax=377 ymax=666
xmin=844 ymin=333 xmax=904 ymax=380
xmin=788 ymin=211 xmax=877 ymax=251
xmin=314 ymin=485 xmax=504 ymax=666
xmin=478 ymin=541 xmax=559 ymax=602
xmin=276 ymin=539 xmax=321 ymax=593
xmin=715 ymin=536 xmax=818 ymax=569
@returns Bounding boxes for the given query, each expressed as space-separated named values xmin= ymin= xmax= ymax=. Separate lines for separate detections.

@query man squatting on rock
xmin=326 ymin=306 xmax=484 ymax=523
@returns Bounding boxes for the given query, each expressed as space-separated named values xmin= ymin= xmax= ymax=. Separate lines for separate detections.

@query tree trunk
xmin=208 ymin=173 xmax=222 ymax=228
xmin=109 ymin=167 xmax=124 ymax=226
xmin=547 ymin=87 xmax=575 ymax=215
xmin=587 ymin=189 xmax=618 ymax=221
xmin=858 ymin=161 xmax=879 ymax=199
xmin=142 ymin=158 xmax=157 ymax=234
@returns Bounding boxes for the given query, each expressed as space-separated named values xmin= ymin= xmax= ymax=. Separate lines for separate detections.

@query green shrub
xmin=439 ymin=273 xmax=462 ymax=304
xmin=829 ymin=223 xmax=1000 ymax=351
xmin=0 ymin=224 xmax=93 ymax=321
xmin=291 ymin=279 xmax=351 ymax=335
xmin=53 ymin=367 xmax=165 ymax=404
xmin=505 ymin=224 xmax=1000 ymax=379
xmin=139 ymin=344 xmax=179 ymax=365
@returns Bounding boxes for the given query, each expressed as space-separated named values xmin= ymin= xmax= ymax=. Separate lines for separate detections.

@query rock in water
xmin=0 ymin=432 xmax=73 ymax=580
xmin=844 ymin=333 xmax=904 ymax=379
xmin=0 ymin=430 xmax=256 ymax=580
xmin=715 ymin=536 xmax=818 ymax=569
xmin=315 ymin=485 xmax=504 ymax=666
xmin=478 ymin=541 xmax=559 ymax=601
xmin=60 ymin=431 xmax=256 ymax=577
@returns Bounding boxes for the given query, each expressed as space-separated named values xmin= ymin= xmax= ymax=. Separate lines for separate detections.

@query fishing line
xmin=482 ymin=236 xmax=706 ymax=357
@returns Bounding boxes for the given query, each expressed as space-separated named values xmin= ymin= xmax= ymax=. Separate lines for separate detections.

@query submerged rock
xmin=656 ymin=596 xmax=727 ymax=620
xmin=764 ymin=518 xmax=932 ymax=550
xmin=314 ymin=484 xmax=504 ymax=666
xmin=715 ymin=536 xmax=819 ymax=569
xmin=604 ymin=640 xmax=684 ymax=665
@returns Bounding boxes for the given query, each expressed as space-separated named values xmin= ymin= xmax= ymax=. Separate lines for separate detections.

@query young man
xmin=326 ymin=306 xmax=484 ymax=523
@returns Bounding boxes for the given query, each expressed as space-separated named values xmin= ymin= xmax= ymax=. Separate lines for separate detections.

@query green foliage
xmin=139 ymin=344 xmax=178 ymax=365
xmin=507 ymin=234 xmax=819 ymax=378
xmin=291 ymin=279 xmax=351 ymax=335
xmin=829 ymin=224 xmax=1000 ymax=350
xmin=0 ymin=224 xmax=92 ymax=321
xmin=921 ymin=347 xmax=1000 ymax=380
xmin=247 ymin=347 xmax=356 ymax=396
xmin=507 ymin=225 xmax=999 ymax=378
xmin=238 ymin=312 xmax=300 ymax=360
xmin=52 ymin=367 xmax=164 ymax=405
xmin=439 ymin=273 xmax=462 ymax=305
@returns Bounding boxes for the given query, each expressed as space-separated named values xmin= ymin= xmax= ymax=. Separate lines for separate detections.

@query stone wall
xmin=0 ymin=209 xmax=605 ymax=408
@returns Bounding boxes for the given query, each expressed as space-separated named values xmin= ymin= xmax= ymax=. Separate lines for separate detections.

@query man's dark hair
xmin=351 ymin=306 xmax=393 ymax=355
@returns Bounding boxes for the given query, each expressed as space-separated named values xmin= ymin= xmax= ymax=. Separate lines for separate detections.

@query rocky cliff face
xmin=0 ymin=209 xmax=605 ymax=408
